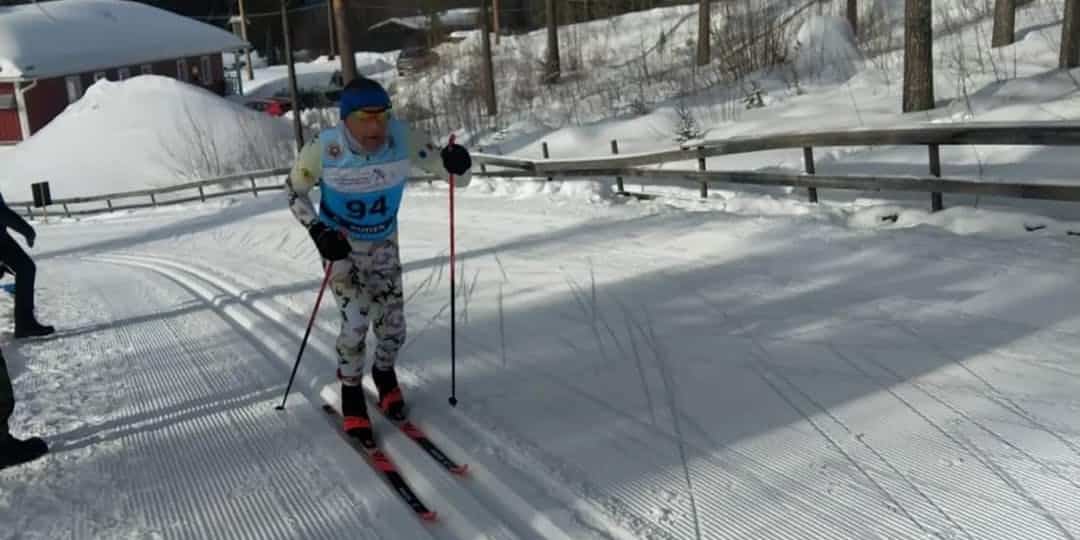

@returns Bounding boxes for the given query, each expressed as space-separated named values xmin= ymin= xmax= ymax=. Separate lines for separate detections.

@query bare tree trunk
xmin=238 ymin=0 xmax=254 ymax=80
xmin=327 ymin=0 xmax=337 ymax=60
xmin=333 ymin=0 xmax=356 ymax=84
xmin=281 ymin=0 xmax=304 ymax=150
xmin=903 ymin=0 xmax=934 ymax=113
xmin=697 ymin=0 xmax=710 ymax=66
xmin=847 ymin=0 xmax=858 ymax=36
xmin=1062 ymin=0 xmax=1080 ymax=68
xmin=493 ymin=0 xmax=501 ymax=45
xmin=480 ymin=0 xmax=497 ymax=116
xmin=545 ymin=0 xmax=561 ymax=83
xmin=991 ymin=0 xmax=1015 ymax=47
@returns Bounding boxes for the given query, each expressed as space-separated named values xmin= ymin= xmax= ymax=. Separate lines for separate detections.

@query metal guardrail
xmin=12 ymin=121 xmax=1080 ymax=219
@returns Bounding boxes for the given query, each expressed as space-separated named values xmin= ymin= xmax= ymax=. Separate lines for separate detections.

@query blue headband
xmin=339 ymin=85 xmax=391 ymax=119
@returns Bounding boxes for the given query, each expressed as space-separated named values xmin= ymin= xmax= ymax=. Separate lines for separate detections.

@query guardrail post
xmin=250 ymin=177 xmax=259 ymax=197
xmin=150 ymin=193 xmax=157 ymax=208
xmin=478 ymin=146 xmax=487 ymax=175
xmin=542 ymin=141 xmax=551 ymax=182
xmin=611 ymin=140 xmax=625 ymax=194
xmin=928 ymin=144 xmax=944 ymax=212
xmin=803 ymin=147 xmax=819 ymax=203
xmin=106 ymin=199 xmax=113 ymax=211
xmin=697 ymin=146 xmax=708 ymax=199
xmin=24 ymin=204 xmax=33 ymax=221
xmin=62 ymin=204 xmax=70 ymax=218
xmin=198 ymin=185 xmax=206 ymax=203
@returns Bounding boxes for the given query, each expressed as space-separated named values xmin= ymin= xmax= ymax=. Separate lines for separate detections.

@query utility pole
xmin=238 ymin=0 xmax=254 ymax=80
xmin=493 ymin=0 xmax=501 ymax=45
xmin=282 ymin=0 xmax=304 ymax=150
xmin=333 ymin=0 xmax=356 ymax=84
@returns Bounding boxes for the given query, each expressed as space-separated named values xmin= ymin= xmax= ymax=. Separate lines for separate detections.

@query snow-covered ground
xmin=3 ymin=0 xmax=1080 ymax=538
xmin=3 ymin=179 xmax=1080 ymax=539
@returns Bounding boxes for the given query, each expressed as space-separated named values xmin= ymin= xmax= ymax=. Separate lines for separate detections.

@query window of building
xmin=141 ymin=64 xmax=153 ymax=75
xmin=117 ymin=67 xmax=131 ymax=80
xmin=65 ymin=75 xmax=83 ymax=103
xmin=200 ymin=56 xmax=212 ymax=85
xmin=94 ymin=71 xmax=107 ymax=82
xmin=176 ymin=58 xmax=188 ymax=81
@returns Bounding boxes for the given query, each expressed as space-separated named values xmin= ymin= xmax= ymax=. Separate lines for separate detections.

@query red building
xmin=0 ymin=0 xmax=249 ymax=145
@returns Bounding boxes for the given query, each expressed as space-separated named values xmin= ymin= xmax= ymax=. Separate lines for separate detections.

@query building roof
xmin=0 ymin=0 xmax=249 ymax=81
xmin=368 ymin=8 xmax=480 ymax=33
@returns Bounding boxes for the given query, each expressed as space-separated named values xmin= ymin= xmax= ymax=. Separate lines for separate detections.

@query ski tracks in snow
xmin=88 ymin=252 xmax=604 ymax=540
xmin=2 ymin=259 xmax=427 ymax=540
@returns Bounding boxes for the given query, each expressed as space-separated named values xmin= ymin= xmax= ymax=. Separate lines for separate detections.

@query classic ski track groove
xmin=106 ymin=250 xmax=651 ymax=540
xmin=93 ymin=252 xmax=583 ymax=540
xmin=70 ymin=260 xmax=392 ymax=540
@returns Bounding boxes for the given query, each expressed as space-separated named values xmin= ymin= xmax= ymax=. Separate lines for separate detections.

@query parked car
xmin=396 ymin=46 xmax=439 ymax=77
xmin=245 ymin=97 xmax=292 ymax=117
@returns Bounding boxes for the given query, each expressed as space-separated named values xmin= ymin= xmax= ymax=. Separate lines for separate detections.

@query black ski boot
xmin=0 ymin=432 xmax=48 ymax=470
xmin=14 ymin=318 xmax=54 ymax=339
xmin=372 ymin=366 xmax=406 ymax=422
xmin=341 ymin=383 xmax=375 ymax=450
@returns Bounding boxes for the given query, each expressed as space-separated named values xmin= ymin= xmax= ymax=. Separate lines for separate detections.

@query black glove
xmin=308 ymin=223 xmax=351 ymax=261
xmin=441 ymin=143 xmax=472 ymax=175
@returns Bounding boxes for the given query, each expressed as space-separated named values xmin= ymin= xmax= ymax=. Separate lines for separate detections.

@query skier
xmin=0 ymin=347 xmax=48 ymax=470
xmin=0 ymin=193 xmax=54 ymax=338
xmin=284 ymin=76 xmax=472 ymax=448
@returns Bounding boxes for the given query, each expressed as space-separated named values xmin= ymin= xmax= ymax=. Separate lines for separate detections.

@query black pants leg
xmin=0 ymin=349 xmax=13 ymax=437
xmin=0 ymin=233 xmax=36 ymax=324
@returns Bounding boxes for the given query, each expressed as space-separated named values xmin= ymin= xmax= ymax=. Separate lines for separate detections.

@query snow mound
xmin=466 ymin=177 xmax=614 ymax=204
xmin=792 ymin=15 xmax=861 ymax=83
xmin=0 ymin=76 xmax=294 ymax=199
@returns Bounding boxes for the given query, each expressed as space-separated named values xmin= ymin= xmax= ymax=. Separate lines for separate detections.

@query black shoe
xmin=0 ymin=434 xmax=48 ymax=470
xmin=15 ymin=319 xmax=54 ymax=339
xmin=372 ymin=367 xmax=407 ymax=422
xmin=341 ymin=383 xmax=375 ymax=449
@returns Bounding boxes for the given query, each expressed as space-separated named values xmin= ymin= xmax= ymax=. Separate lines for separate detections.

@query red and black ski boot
xmin=341 ymin=382 xmax=375 ymax=449
xmin=372 ymin=366 xmax=407 ymax=422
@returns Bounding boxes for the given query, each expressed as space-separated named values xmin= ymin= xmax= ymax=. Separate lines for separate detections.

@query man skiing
xmin=284 ymin=76 xmax=471 ymax=448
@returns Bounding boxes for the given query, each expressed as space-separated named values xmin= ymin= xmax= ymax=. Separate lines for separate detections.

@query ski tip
xmin=450 ymin=464 xmax=469 ymax=476
xmin=420 ymin=511 xmax=438 ymax=522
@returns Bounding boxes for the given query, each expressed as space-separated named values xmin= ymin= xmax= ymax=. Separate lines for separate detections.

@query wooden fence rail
xmin=10 ymin=121 xmax=1080 ymax=219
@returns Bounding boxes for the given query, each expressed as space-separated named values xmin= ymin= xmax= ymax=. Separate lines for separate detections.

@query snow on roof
xmin=0 ymin=0 xmax=249 ymax=81
xmin=368 ymin=8 xmax=480 ymax=32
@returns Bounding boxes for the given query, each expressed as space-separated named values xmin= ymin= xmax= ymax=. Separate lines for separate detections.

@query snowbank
xmin=792 ymin=15 xmax=861 ymax=83
xmin=0 ymin=76 xmax=294 ymax=199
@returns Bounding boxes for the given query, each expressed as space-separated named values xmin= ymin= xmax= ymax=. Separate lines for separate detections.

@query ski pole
xmin=448 ymin=133 xmax=458 ymax=407
xmin=276 ymin=260 xmax=335 ymax=410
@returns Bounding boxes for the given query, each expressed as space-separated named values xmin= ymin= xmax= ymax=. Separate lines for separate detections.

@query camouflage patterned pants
xmin=0 ymin=349 xmax=13 ymax=435
xmin=330 ymin=236 xmax=406 ymax=385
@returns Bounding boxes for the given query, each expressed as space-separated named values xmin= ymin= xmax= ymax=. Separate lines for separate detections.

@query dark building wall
xmin=0 ymin=83 xmax=19 ymax=143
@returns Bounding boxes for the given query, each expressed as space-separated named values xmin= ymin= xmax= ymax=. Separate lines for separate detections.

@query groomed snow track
xmin=88 ymin=252 xmax=613 ymax=540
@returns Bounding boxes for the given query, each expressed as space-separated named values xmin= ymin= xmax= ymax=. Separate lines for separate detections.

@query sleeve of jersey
xmin=406 ymin=126 xmax=473 ymax=187
xmin=284 ymin=141 xmax=323 ymax=228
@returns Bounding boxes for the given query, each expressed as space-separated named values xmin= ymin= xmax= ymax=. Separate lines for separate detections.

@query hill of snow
xmin=0 ymin=75 xmax=294 ymax=199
